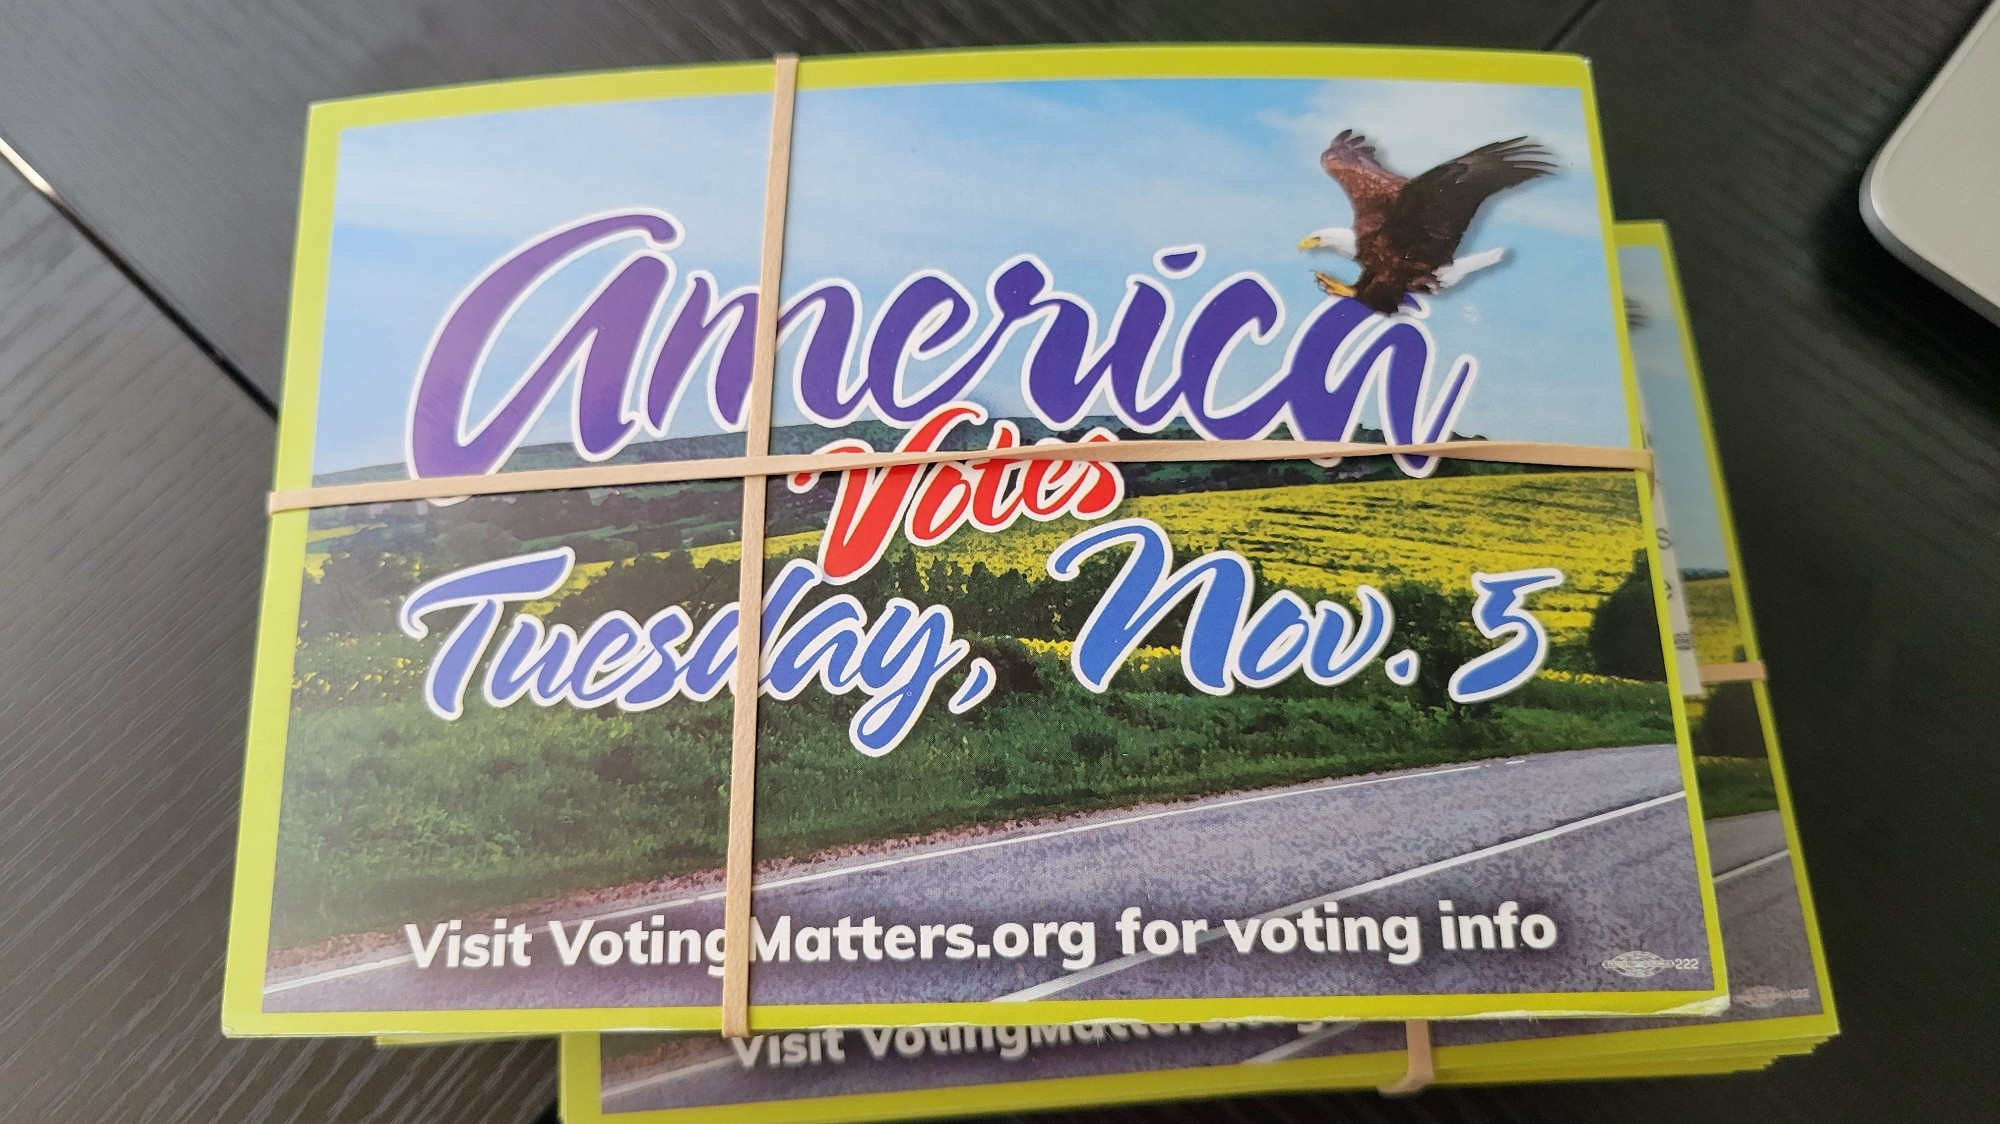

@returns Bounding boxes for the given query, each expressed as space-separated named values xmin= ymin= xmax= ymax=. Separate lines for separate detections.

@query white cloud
xmin=1264 ymin=80 xmax=1591 ymax=172
xmin=314 ymin=76 xmax=1631 ymax=470
xmin=785 ymin=84 xmax=1308 ymax=284
xmin=334 ymin=97 xmax=770 ymax=257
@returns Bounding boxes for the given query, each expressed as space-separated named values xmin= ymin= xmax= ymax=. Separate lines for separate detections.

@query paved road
xmin=266 ymin=744 xmax=1713 ymax=1015
xmin=1435 ymin=809 xmax=1822 ymax=1048
xmin=1697 ymin=812 xmax=1821 ymax=1017
xmin=600 ymin=811 xmax=1810 ymax=1115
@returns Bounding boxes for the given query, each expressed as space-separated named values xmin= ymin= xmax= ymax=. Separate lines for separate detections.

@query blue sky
xmin=314 ymin=93 xmax=772 ymax=476
xmin=1620 ymin=242 xmax=1728 ymax=574
xmin=312 ymin=75 xmax=1630 ymax=478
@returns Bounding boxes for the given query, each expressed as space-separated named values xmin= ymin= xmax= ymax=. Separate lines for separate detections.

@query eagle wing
xmin=1319 ymin=130 xmax=1405 ymax=240
xmin=1386 ymin=137 xmax=1556 ymax=268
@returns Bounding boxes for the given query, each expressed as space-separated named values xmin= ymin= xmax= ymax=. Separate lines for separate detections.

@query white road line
xmin=1714 ymin=848 xmax=1790 ymax=886
xmin=264 ymin=954 xmax=419 ymax=993
xmin=264 ymin=760 xmax=1489 ymax=995
xmin=601 ymin=1051 xmax=744 ymax=1101
xmin=586 ymin=763 xmax=1488 ymax=923
xmin=1242 ymin=1022 xmax=1360 ymax=1064
xmin=997 ymin=790 xmax=1688 ymax=1002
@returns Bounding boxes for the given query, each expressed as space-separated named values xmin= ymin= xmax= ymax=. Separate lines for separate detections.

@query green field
xmin=1677 ymin=574 xmax=1748 ymax=736
xmin=1695 ymin=755 xmax=1777 ymax=820
xmin=271 ymin=656 xmax=1674 ymax=950
xmin=682 ymin=471 xmax=1647 ymax=645
xmin=271 ymin=471 xmax=1675 ymax=950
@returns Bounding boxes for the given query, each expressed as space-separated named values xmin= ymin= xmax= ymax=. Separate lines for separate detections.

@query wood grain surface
xmin=0 ymin=0 xmax=1996 ymax=1121
xmin=0 ymin=165 xmax=556 ymax=1123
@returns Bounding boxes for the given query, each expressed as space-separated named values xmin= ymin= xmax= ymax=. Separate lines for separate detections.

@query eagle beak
xmin=1297 ymin=235 xmax=1321 ymax=251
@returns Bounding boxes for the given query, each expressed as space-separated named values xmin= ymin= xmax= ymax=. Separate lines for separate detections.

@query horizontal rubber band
xmin=267 ymin=438 xmax=1653 ymax=514
xmin=1698 ymin=660 xmax=1767 ymax=685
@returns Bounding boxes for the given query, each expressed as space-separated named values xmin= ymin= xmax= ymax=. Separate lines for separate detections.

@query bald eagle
xmin=1298 ymin=129 xmax=1555 ymax=314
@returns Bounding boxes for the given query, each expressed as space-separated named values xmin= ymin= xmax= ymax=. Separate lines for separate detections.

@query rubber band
xmin=719 ymin=52 xmax=797 ymax=1039
xmin=261 ymin=52 xmax=1673 ymax=1040
xmin=265 ymin=438 xmax=1653 ymax=513
xmin=1698 ymin=660 xmax=1767 ymax=685
xmin=1378 ymin=1020 xmax=1434 ymax=1095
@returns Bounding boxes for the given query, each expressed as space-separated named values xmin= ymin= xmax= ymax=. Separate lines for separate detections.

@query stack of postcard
xmin=222 ymin=46 xmax=1835 ymax=1119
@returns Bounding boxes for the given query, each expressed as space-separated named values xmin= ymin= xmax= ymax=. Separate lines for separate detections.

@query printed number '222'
xmin=1448 ymin=569 xmax=1565 ymax=704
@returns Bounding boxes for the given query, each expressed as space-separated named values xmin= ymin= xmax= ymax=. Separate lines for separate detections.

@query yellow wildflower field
xmin=672 ymin=471 xmax=1647 ymax=646
xmin=1683 ymin=576 xmax=1745 ymax=665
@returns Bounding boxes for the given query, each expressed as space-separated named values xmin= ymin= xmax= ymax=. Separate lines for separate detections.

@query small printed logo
xmin=1601 ymin=950 xmax=1704 ymax=978
xmin=1735 ymin=985 xmax=1811 ymax=1009
xmin=1602 ymin=951 xmax=1671 ymax=978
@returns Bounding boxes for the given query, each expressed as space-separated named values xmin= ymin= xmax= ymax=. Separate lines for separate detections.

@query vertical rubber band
xmin=720 ymin=52 xmax=798 ymax=1040
xmin=1379 ymin=1020 xmax=1435 ymax=1095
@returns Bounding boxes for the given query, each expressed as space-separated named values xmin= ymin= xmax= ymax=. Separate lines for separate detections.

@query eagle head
xmin=1298 ymin=227 xmax=1359 ymax=258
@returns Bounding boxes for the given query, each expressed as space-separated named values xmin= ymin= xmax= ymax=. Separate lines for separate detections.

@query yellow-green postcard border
xmin=221 ymin=508 xmax=311 ymax=1033
xmin=554 ymin=1013 xmax=1828 ymax=1124
xmin=226 ymin=988 xmax=1727 ymax=1038
xmin=1446 ymin=1053 xmax=1772 ymax=1086
xmin=380 ymin=1029 xmax=1817 ymax=1057
xmin=1579 ymin=94 xmax=1732 ymax=1005
xmin=561 ymin=1029 xmax=1399 ymax=1124
xmin=225 ymin=48 xmax=1731 ymax=1036
xmin=229 ymin=54 xmax=793 ymax=1038
xmin=556 ymin=1021 xmax=1814 ymax=1124
xmin=1614 ymin=221 xmax=1839 ymax=1039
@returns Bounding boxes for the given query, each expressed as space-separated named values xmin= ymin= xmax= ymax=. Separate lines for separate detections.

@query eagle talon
xmin=1313 ymin=271 xmax=1357 ymax=299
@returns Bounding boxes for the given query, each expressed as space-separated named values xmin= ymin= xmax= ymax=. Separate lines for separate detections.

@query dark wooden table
xmin=1 ymin=2 xmax=1994 ymax=1121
